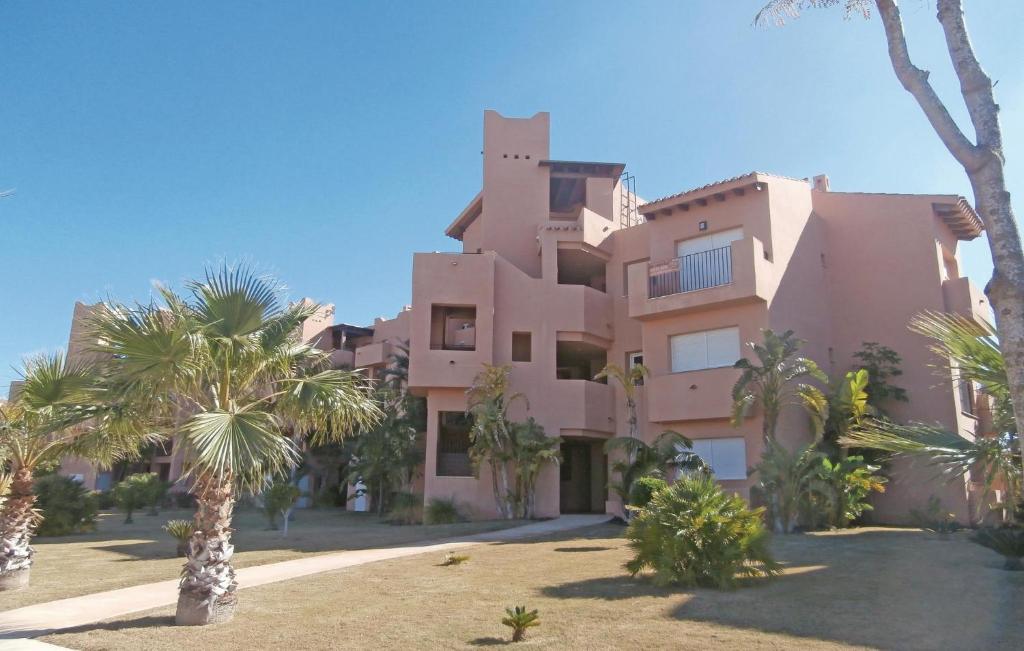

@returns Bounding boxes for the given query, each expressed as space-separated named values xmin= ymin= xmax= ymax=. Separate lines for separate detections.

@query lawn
xmin=0 ymin=507 xmax=525 ymax=611
xmin=41 ymin=523 xmax=1024 ymax=650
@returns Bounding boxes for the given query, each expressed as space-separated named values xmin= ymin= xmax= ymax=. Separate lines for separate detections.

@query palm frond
xmin=180 ymin=407 xmax=298 ymax=492
xmin=187 ymin=264 xmax=285 ymax=341
xmin=754 ymin=0 xmax=871 ymax=28
xmin=910 ymin=312 xmax=1007 ymax=397
xmin=275 ymin=369 xmax=381 ymax=444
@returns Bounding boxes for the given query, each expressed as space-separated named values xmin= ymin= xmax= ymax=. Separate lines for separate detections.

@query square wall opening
xmin=512 ymin=332 xmax=532 ymax=362
xmin=556 ymin=340 xmax=607 ymax=382
xmin=430 ymin=305 xmax=477 ymax=351
xmin=557 ymin=249 xmax=606 ymax=292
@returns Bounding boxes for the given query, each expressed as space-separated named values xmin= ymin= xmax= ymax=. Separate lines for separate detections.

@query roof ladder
xmin=619 ymin=171 xmax=640 ymax=228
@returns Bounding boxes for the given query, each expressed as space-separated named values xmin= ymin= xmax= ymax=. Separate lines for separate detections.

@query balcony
xmin=646 ymin=366 xmax=739 ymax=423
xmin=649 ymin=245 xmax=733 ymax=298
xmin=329 ymin=348 xmax=355 ymax=369
xmin=354 ymin=341 xmax=392 ymax=368
xmin=551 ymin=379 xmax=615 ymax=434
xmin=628 ymin=236 xmax=771 ymax=320
xmin=943 ymin=276 xmax=992 ymax=327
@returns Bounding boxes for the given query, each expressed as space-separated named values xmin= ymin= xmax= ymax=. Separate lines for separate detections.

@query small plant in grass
xmin=972 ymin=528 xmax=1024 ymax=571
xmin=425 ymin=497 xmax=461 ymax=524
xmin=502 ymin=605 xmax=540 ymax=642
xmin=440 ymin=551 xmax=470 ymax=566
xmin=163 ymin=519 xmax=196 ymax=557
xmin=626 ymin=473 xmax=780 ymax=589
xmin=910 ymin=496 xmax=961 ymax=537
xmin=628 ymin=476 xmax=667 ymax=511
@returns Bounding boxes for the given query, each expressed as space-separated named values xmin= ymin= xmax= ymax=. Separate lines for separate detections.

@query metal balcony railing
xmin=648 ymin=245 xmax=733 ymax=298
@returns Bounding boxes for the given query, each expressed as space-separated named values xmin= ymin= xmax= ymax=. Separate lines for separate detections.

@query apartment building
xmin=407 ymin=110 xmax=990 ymax=524
xmin=54 ymin=110 xmax=992 ymax=524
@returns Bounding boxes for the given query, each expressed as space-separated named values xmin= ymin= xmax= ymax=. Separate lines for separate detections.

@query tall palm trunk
xmin=176 ymin=475 xmax=237 ymax=626
xmin=0 ymin=467 xmax=37 ymax=590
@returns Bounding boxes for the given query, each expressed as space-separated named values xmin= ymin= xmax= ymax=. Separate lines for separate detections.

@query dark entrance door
xmin=559 ymin=441 xmax=593 ymax=514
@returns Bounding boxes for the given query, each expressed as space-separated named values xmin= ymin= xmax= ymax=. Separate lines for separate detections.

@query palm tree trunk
xmin=0 ymin=467 xmax=37 ymax=591
xmin=175 ymin=474 xmax=237 ymax=626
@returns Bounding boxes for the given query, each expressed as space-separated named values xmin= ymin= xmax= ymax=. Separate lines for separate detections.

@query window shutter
xmin=670 ymin=332 xmax=707 ymax=372
xmin=706 ymin=327 xmax=740 ymax=368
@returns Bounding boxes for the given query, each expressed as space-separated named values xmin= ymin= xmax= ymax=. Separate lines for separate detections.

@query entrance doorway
xmin=559 ymin=439 xmax=607 ymax=514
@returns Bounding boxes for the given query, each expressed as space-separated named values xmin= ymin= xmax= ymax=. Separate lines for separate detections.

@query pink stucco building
xmin=57 ymin=110 xmax=993 ymax=524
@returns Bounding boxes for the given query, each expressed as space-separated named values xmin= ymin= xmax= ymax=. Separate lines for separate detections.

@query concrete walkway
xmin=0 ymin=514 xmax=609 ymax=641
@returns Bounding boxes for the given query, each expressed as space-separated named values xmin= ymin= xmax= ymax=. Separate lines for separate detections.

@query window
xmin=627 ymin=351 xmax=644 ymax=385
xmin=512 ymin=332 xmax=532 ymax=362
xmin=670 ymin=327 xmax=740 ymax=373
xmin=430 ymin=305 xmax=476 ymax=351
xmin=959 ymin=379 xmax=976 ymax=416
xmin=689 ymin=437 xmax=747 ymax=480
xmin=436 ymin=412 xmax=473 ymax=477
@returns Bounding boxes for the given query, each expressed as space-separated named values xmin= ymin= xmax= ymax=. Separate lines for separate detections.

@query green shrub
xmin=112 ymin=473 xmax=163 ymax=523
xmin=34 ymin=475 xmax=98 ymax=537
xmin=626 ymin=473 xmax=780 ymax=589
xmin=93 ymin=489 xmax=116 ymax=510
xmin=262 ymin=481 xmax=301 ymax=530
xmin=972 ymin=527 xmax=1024 ymax=571
xmin=163 ymin=519 xmax=196 ymax=557
xmin=388 ymin=491 xmax=422 ymax=525
xmin=501 ymin=605 xmax=540 ymax=643
xmin=811 ymin=455 xmax=886 ymax=528
xmin=425 ymin=497 xmax=462 ymax=524
xmin=628 ymin=476 xmax=668 ymax=510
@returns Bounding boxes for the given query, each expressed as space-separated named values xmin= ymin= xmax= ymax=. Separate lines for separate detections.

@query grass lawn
xmin=0 ymin=507 xmax=525 ymax=611
xmin=41 ymin=523 xmax=1024 ymax=650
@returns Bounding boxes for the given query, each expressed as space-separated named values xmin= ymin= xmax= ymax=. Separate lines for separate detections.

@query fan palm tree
xmin=842 ymin=312 xmax=1019 ymax=520
xmin=0 ymin=352 xmax=148 ymax=590
xmin=90 ymin=265 xmax=380 ymax=625
xmin=604 ymin=431 xmax=707 ymax=507
xmin=731 ymin=329 xmax=828 ymax=443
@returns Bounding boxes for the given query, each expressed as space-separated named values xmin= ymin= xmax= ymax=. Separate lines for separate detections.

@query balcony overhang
xmin=933 ymin=198 xmax=983 ymax=241
xmin=445 ymin=191 xmax=483 ymax=241
xmin=539 ymin=159 xmax=625 ymax=179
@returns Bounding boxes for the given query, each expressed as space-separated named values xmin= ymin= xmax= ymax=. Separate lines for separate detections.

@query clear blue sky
xmin=2 ymin=1 xmax=1022 ymax=394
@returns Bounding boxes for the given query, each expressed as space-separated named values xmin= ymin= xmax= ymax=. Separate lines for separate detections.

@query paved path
xmin=0 ymin=514 xmax=610 ymax=642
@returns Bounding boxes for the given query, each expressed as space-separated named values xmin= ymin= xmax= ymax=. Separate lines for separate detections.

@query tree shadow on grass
xmin=468 ymin=637 xmax=512 ymax=646
xmin=553 ymin=546 xmax=614 ymax=553
xmin=544 ymin=528 xmax=1023 ymax=650
xmin=15 ymin=615 xmax=175 ymax=639
xmin=541 ymin=574 xmax=678 ymax=600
